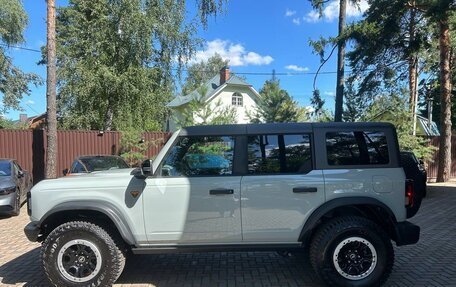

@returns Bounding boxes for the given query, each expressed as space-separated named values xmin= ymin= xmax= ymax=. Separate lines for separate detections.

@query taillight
xmin=405 ymin=180 xmax=414 ymax=208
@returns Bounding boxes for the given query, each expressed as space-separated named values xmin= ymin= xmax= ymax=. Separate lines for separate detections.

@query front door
xmin=143 ymin=135 xmax=242 ymax=244
xmin=240 ymin=133 xmax=325 ymax=242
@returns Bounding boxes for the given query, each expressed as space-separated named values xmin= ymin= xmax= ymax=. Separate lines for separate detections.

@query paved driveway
xmin=0 ymin=184 xmax=455 ymax=287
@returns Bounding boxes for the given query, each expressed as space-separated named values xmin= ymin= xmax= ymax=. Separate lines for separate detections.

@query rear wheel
xmin=41 ymin=221 xmax=126 ymax=287
xmin=310 ymin=216 xmax=394 ymax=287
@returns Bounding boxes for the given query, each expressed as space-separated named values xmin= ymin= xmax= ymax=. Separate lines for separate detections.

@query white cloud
xmin=285 ymin=65 xmax=310 ymax=72
xmin=304 ymin=0 xmax=369 ymax=23
xmin=292 ymin=18 xmax=301 ymax=25
xmin=191 ymin=39 xmax=273 ymax=66
xmin=285 ymin=9 xmax=296 ymax=17
xmin=26 ymin=100 xmax=35 ymax=105
xmin=324 ymin=91 xmax=335 ymax=97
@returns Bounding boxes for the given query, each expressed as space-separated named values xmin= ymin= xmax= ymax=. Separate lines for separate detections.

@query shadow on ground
xmin=117 ymin=251 xmax=323 ymax=287
xmin=0 ymin=247 xmax=50 ymax=287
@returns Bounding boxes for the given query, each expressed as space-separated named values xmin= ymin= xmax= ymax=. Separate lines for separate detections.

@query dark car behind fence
xmin=0 ymin=130 xmax=170 ymax=183
xmin=0 ymin=130 xmax=454 ymax=183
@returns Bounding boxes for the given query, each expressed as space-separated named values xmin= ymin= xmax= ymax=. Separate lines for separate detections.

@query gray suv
xmin=24 ymin=122 xmax=420 ymax=287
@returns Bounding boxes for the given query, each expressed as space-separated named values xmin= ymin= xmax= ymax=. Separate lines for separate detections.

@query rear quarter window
xmin=326 ymin=131 xmax=389 ymax=166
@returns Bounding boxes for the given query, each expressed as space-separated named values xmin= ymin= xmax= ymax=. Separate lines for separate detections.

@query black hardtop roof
xmin=179 ymin=122 xmax=395 ymax=136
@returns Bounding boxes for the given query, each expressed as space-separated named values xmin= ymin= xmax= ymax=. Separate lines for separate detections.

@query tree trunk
xmin=334 ymin=0 xmax=346 ymax=122
xmin=104 ymin=106 xmax=114 ymax=131
xmin=437 ymin=17 xmax=452 ymax=182
xmin=408 ymin=8 xmax=418 ymax=135
xmin=45 ymin=0 xmax=58 ymax=179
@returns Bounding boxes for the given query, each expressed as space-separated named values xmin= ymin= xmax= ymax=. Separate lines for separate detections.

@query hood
xmin=32 ymin=168 xmax=138 ymax=192
xmin=0 ymin=176 xmax=15 ymax=190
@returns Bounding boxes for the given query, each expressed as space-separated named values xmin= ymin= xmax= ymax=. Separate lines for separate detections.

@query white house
xmin=166 ymin=67 xmax=261 ymax=131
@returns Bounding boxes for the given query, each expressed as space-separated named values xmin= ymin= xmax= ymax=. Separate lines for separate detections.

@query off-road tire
xmin=309 ymin=216 xmax=394 ymax=287
xmin=41 ymin=221 xmax=126 ymax=287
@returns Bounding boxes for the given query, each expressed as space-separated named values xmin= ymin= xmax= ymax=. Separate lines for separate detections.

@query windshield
xmin=79 ymin=157 xmax=129 ymax=172
xmin=0 ymin=161 xmax=11 ymax=176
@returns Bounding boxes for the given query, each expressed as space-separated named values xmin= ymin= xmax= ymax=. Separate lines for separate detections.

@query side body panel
xmin=240 ymin=170 xmax=325 ymax=242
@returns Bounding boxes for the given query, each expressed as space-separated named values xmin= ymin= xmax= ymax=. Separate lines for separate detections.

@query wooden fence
xmin=0 ymin=130 xmax=169 ymax=183
xmin=425 ymin=136 xmax=456 ymax=181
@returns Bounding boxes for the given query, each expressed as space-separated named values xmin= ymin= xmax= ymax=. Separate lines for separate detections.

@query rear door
xmin=240 ymin=133 xmax=325 ymax=242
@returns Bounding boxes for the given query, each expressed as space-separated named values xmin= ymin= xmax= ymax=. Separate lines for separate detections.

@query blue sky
xmin=2 ymin=0 xmax=368 ymax=120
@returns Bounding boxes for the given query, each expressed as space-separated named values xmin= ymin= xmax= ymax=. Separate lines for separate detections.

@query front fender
xmin=39 ymin=200 xmax=136 ymax=245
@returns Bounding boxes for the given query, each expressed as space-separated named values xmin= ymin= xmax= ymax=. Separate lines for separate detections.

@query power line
xmin=0 ymin=43 xmax=41 ymax=53
xmin=0 ymin=43 xmax=348 ymax=75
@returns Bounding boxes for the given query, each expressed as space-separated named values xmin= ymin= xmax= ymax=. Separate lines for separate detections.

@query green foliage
xmin=119 ymin=129 xmax=158 ymax=167
xmin=0 ymin=0 xmax=41 ymax=113
xmin=0 ymin=115 xmax=28 ymax=129
xmin=177 ymin=86 xmax=237 ymax=127
xmin=182 ymin=54 xmax=228 ymax=96
xmin=54 ymin=0 xmax=225 ymax=131
xmin=365 ymin=94 xmax=436 ymax=160
xmin=249 ymin=79 xmax=301 ymax=123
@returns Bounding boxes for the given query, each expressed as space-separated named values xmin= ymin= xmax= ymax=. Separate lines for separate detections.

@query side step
xmin=132 ymin=243 xmax=303 ymax=254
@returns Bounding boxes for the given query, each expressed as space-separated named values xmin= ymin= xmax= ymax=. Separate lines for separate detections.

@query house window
xmin=232 ymin=93 xmax=243 ymax=106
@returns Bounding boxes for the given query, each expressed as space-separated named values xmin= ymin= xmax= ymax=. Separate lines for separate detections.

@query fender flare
xmin=299 ymin=197 xmax=398 ymax=242
xmin=39 ymin=200 xmax=136 ymax=245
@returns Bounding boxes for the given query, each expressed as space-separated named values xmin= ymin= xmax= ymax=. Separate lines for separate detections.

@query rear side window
xmin=247 ymin=134 xmax=312 ymax=174
xmin=326 ymin=131 xmax=389 ymax=166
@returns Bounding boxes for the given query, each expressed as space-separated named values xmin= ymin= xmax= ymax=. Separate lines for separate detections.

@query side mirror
xmin=63 ymin=168 xmax=69 ymax=176
xmin=141 ymin=160 xmax=153 ymax=177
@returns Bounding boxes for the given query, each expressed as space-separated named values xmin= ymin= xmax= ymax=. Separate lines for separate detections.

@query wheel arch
xmin=299 ymin=197 xmax=398 ymax=244
xmin=38 ymin=201 xmax=136 ymax=245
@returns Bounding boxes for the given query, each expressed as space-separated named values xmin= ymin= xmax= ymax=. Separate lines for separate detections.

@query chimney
xmin=19 ymin=113 xmax=28 ymax=123
xmin=220 ymin=66 xmax=230 ymax=85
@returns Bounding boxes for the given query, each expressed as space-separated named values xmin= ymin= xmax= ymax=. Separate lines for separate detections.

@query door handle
xmin=210 ymin=189 xmax=234 ymax=195
xmin=293 ymin=187 xmax=318 ymax=193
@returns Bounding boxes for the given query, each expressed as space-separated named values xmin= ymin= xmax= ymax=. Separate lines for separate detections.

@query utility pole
xmin=334 ymin=0 xmax=347 ymax=122
xmin=45 ymin=0 xmax=57 ymax=179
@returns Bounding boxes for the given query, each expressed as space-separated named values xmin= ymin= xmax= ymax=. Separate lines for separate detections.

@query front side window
xmin=247 ymin=134 xmax=312 ymax=174
xmin=161 ymin=136 xmax=235 ymax=176
xmin=71 ymin=161 xmax=86 ymax=173
xmin=232 ymin=92 xmax=243 ymax=106
xmin=326 ymin=131 xmax=389 ymax=166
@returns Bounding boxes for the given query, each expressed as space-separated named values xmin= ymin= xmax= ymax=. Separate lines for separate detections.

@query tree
xmin=176 ymin=86 xmax=237 ymax=127
xmin=182 ymin=54 xmax=228 ymax=96
xmin=309 ymin=0 xmax=362 ymax=121
xmin=45 ymin=0 xmax=58 ymax=179
xmin=345 ymin=0 xmax=430 ymax=122
xmin=54 ymin=0 xmax=226 ymax=131
xmin=0 ymin=0 xmax=41 ymax=113
xmin=249 ymin=79 xmax=301 ymax=123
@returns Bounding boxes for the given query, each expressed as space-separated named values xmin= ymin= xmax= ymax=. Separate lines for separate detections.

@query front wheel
xmin=41 ymin=221 xmax=126 ymax=287
xmin=310 ymin=216 xmax=394 ymax=287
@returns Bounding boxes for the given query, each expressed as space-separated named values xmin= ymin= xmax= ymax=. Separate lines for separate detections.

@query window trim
xmin=243 ymin=133 xmax=314 ymax=176
xmin=232 ymin=92 xmax=243 ymax=107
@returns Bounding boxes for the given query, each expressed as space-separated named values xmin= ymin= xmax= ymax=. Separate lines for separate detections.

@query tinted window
xmin=79 ymin=157 xmax=129 ymax=172
xmin=0 ymin=161 xmax=11 ymax=176
xmin=162 ymin=136 xmax=235 ymax=176
xmin=71 ymin=161 xmax=86 ymax=173
xmin=247 ymin=134 xmax=312 ymax=174
xmin=326 ymin=131 xmax=389 ymax=166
